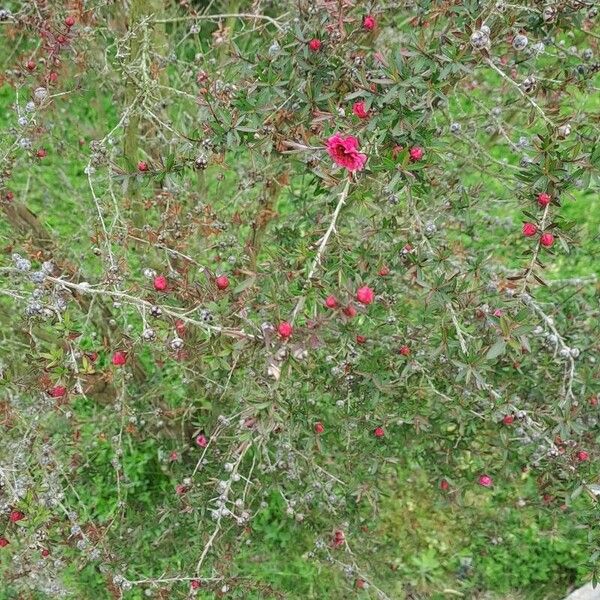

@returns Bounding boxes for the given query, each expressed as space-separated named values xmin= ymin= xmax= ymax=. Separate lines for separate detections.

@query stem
xmin=291 ymin=178 xmax=351 ymax=324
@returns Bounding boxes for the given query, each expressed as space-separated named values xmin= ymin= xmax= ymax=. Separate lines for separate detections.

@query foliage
xmin=0 ymin=1 xmax=599 ymax=599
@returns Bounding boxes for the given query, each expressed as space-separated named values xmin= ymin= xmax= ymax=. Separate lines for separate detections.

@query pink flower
xmin=478 ymin=474 xmax=493 ymax=487
xmin=373 ymin=426 xmax=385 ymax=437
xmin=308 ymin=38 xmax=322 ymax=52
xmin=196 ymin=434 xmax=208 ymax=447
xmin=522 ymin=222 xmax=537 ymax=237
xmin=409 ymin=146 xmax=424 ymax=161
xmin=356 ymin=286 xmax=374 ymax=305
xmin=363 ymin=15 xmax=376 ymax=31
xmin=352 ymin=101 xmax=369 ymax=119
xmin=326 ymin=134 xmax=367 ymax=172
xmin=576 ymin=450 xmax=589 ymax=462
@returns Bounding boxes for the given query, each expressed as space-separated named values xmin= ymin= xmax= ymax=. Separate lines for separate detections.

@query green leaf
xmin=485 ymin=339 xmax=506 ymax=360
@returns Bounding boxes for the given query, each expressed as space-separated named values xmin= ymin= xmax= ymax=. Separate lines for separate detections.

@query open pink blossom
xmin=478 ymin=474 xmax=493 ymax=487
xmin=326 ymin=134 xmax=367 ymax=172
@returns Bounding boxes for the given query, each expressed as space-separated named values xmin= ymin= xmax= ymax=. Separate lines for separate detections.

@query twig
xmin=291 ymin=178 xmax=351 ymax=324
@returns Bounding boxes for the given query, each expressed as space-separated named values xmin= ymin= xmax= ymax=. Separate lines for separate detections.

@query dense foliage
xmin=0 ymin=1 xmax=599 ymax=598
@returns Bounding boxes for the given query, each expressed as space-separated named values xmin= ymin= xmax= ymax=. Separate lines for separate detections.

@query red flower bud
xmin=356 ymin=286 xmax=374 ymax=305
xmin=9 ymin=510 xmax=25 ymax=523
xmin=48 ymin=385 xmax=67 ymax=398
xmin=215 ymin=275 xmax=229 ymax=290
xmin=343 ymin=305 xmax=357 ymax=318
xmin=537 ymin=193 xmax=551 ymax=207
xmin=363 ymin=15 xmax=376 ymax=30
xmin=576 ymin=450 xmax=589 ymax=462
xmin=352 ymin=101 xmax=369 ymax=119
xmin=277 ymin=321 xmax=293 ymax=339
xmin=153 ymin=275 xmax=168 ymax=291
xmin=112 ymin=351 xmax=127 ymax=366
xmin=325 ymin=295 xmax=338 ymax=309
xmin=409 ymin=146 xmax=424 ymax=161
xmin=308 ymin=38 xmax=322 ymax=52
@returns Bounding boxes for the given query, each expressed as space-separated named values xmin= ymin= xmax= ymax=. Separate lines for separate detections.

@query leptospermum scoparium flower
xmin=326 ymin=134 xmax=367 ymax=172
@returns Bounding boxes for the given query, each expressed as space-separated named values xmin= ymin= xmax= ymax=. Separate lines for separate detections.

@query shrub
xmin=0 ymin=1 xmax=598 ymax=598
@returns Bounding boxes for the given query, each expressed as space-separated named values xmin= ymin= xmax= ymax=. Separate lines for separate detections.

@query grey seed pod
xmin=512 ymin=34 xmax=528 ymax=50
xmin=542 ymin=6 xmax=557 ymax=22
xmin=30 ymin=271 xmax=46 ymax=284
xmin=34 ymin=87 xmax=48 ymax=102
xmin=15 ymin=257 xmax=32 ymax=271
xmin=194 ymin=154 xmax=208 ymax=169
xmin=142 ymin=328 xmax=156 ymax=341
xmin=557 ymin=123 xmax=571 ymax=138
xmin=470 ymin=30 xmax=490 ymax=50
xmin=170 ymin=337 xmax=184 ymax=350
xmin=424 ymin=221 xmax=437 ymax=237
xmin=521 ymin=76 xmax=536 ymax=94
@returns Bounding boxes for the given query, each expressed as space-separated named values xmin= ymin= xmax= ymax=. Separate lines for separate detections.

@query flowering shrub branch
xmin=0 ymin=1 xmax=598 ymax=598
